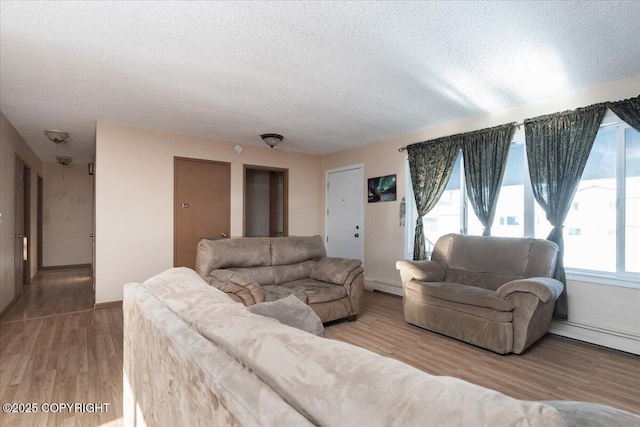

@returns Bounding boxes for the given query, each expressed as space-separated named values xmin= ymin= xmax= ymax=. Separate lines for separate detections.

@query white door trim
xmin=324 ymin=163 xmax=364 ymax=264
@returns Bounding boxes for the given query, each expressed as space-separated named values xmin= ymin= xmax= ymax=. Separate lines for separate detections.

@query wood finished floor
xmin=1 ymin=267 xmax=94 ymax=323
xmin=326 ymin=291 xmax=640 ymax=415
xmin=0 ymin=268 xmax=638 ymax=426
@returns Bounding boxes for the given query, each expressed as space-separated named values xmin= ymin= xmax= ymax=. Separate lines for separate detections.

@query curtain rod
xmin=397 ymin=121 xmax=524 ymax=152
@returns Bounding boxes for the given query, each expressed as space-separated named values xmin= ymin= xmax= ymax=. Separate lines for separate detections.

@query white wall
xmin=0 ymin=112 xmax=43 ymax=313
xmin=322 ymin=75 xmax=640 ymax=353
xmin=95 ymin=123 xmax=324 ymax=304
xmin=42 ymin=163 xmax=93 ymax=267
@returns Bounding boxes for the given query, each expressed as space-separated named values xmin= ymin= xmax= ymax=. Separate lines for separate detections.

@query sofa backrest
xmin=431 ymin=234 xmax=559 ymax=291
xmin=270 ymin=235 xmax=326 ymax=265
xmin=195 ymin=235 xmax=327 ymax=281
xmin=196 ymin=237 xmax=271 ymax=277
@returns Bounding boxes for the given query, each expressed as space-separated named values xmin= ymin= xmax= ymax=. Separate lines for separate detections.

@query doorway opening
xmin=243 ymin=165 xmax=288 ymax=237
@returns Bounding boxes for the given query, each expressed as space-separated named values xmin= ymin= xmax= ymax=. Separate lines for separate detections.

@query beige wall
xmin=42 ymin=163 xmax=93 ymax=267
xmin=95 ymin=123 xmax=323 ymax=304
xmin=322 ymin=75 xmax=640 ymax=352
xmin=0 ymin=112 xmax=43 ymax=313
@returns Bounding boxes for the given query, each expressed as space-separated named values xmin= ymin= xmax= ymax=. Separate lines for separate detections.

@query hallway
xmin=1 ymin=266 xmax=94 ymax=323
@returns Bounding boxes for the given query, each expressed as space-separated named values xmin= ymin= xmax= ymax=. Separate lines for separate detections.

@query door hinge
xmin=326 ymin=209 xmax=329 ymax=216
xmin=326 ymin=236 xmax=329 ymax=243
xmin=327 ymin=182 xmax=329 ymax=189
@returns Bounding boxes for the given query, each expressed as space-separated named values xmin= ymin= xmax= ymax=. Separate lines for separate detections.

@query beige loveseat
xmin=396 ymin=234 xmax=563 ymax=354
xmin=195 ymin=235 xmax=363 ymax=323
xmin=123 ymin=268 xmax=640 ymax=426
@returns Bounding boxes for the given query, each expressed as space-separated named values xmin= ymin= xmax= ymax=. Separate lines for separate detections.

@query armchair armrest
xmin=395 ymin=260 xmax=445 ymax=285
xmin=204 ymin=269 xmax=264 ymax=306
xmin=496 ymin=277 xmax=563 ymax=304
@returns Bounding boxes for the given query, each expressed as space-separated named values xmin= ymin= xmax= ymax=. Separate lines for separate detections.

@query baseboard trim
xmin=549 ymin=319 xmax=640 ymax=355
xmin=41 ymin=263 xmax=92 ymax=270
xmin=0 ymin=296 xmax=19 ymax=321
xmin=94 ymin=300 xmax=123 ymax=310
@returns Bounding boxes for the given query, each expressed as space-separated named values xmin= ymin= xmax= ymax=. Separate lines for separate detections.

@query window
xmin=405 ymin=116 xmax=639 ymax=283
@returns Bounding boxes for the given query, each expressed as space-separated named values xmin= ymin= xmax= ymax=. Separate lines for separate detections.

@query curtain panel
xmin=524 ymin=103 xmax=608 ymax=320
xmin=407 ymin=136 xmax=462 ymax=260
xmin=609 ymin=95 xmax=640 ymax=132
xmin=462 ymin=123 xmax=517 ymax=236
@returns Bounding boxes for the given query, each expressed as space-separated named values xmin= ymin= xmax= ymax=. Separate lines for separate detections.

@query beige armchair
xmin=396 ymin=234 xmax=563 ymax=354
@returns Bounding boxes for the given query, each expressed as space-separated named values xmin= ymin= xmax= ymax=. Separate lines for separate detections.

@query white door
xmin=326 ymin=165 xmax=363 ymax=260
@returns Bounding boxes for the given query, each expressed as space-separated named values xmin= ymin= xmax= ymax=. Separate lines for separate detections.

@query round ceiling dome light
xmin=260 ymin=133 xmax=283 ymax=148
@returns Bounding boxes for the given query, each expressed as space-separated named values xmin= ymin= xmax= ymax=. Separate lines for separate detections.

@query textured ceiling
xmin=1 ymin=1 xmax=639 ymax=164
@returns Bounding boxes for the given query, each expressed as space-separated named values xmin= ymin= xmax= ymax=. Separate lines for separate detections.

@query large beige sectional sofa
xmin=195 ymin=235 xmax=363 ymax=323
xmin=397 ymin=234 xmax=563 ymax=354
xmin=123 ymin=268 xmax=639 ymax=426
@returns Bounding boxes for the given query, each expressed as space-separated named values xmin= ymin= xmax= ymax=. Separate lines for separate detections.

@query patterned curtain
xmin=407 ymin=136 xmax=462 ymax=260
xmin=462 ymin=123 xmax=516 ymax=236
xmin=525 ymin=103 xmax=608 ymax=320
xmin=609 ymin=95 xmax=640 ymax=132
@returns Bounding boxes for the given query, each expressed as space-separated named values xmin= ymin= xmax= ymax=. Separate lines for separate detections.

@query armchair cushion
xmin=406 ymin=281 xmax=515 ymax=312
xmin=497 ymin=278 xmax=564 ymax=304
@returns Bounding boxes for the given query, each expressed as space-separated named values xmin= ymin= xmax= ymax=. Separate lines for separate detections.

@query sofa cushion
xmin=229 ymin=266 xmax=275 ymax=286
xmin=248 ymin=295 xmax=325 ymax=337
xmin=197 ymin=237 xmax=271 ymax=272
xmin=270 ymin=235 xmax=326 ymax=265
xmin=406 ymin=281 xmax=515 ymax=312
xmin=543 ymin=401 xmax=640 ymax=427
xmin=262 ymin=285 xmax=308 ymax=304
xmin=272 ymin=261 xmax=315 ymax=285
xmin=280 ymin=279 xmax=348 ymax=304
xmin=310 ymin=257 xmax=362 ymax=287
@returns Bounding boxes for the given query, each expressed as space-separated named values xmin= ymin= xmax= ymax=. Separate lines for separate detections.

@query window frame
xmin=404 ymin=114 xmax=639 ymax=289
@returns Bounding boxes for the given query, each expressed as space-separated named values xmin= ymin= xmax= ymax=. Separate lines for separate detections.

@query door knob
xmin=354 ymin=233 xmax=359 ymax=238
xmin=17 ymin=234 xmax=23 ymax=239
xmin=221 ymin=232 xmax=228 ymax=238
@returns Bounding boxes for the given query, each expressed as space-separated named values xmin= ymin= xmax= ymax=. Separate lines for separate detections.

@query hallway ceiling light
xmin=44 ymin=130 xmax=70 ymax=144
xmin=56 ymin=156 xmax=73 ymax=166
xmin=260 ymin=133 xmax=283 ymax=148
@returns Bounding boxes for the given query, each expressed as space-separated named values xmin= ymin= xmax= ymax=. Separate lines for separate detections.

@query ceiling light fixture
xmin=44 ymin=130 xmax=70 ymax=144
xmin=260 ymin=133 xmax=283 ymax=148
xmin=56 ymin=156 xmax=73 ymax=166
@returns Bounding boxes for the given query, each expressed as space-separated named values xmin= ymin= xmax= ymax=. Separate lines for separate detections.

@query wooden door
xmin=14 ymin=156 xmax=24 ymax=297
xmin=174 ymin=158 xmax=230 ymax=269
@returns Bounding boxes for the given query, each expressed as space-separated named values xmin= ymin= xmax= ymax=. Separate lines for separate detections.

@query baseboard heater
xmin=550 ymin=319 xmax=640 ymax=355
xmin=366 ymin=278 xmax=403 ymax=297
